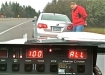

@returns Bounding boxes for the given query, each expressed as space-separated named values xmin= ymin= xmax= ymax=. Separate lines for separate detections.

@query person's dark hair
xmin=70 ymin=2 xmax=76 ymax=5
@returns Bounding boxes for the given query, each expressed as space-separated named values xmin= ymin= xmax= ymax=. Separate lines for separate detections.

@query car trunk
xmin=38 ymin=20 xmax=70 ymax=32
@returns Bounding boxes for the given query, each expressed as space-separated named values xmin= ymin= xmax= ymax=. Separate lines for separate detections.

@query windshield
xmin=41 ymin=14 xmax=70 ymax=22
xmin=0 ymin=0 xmax=104 ymax=43
xmin=0 ymin=0 xmax=105 ymax=75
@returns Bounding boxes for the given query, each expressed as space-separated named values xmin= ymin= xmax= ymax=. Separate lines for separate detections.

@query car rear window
xmin=41 ymin=14 xmax=70 ymax=22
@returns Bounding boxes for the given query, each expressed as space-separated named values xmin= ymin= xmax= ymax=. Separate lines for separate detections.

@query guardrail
xmin=0 ymin=18 xmax=32 ymax=21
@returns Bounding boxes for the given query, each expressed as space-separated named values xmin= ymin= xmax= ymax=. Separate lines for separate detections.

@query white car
xmin=32 ymin=13 xmax=73 ymax=38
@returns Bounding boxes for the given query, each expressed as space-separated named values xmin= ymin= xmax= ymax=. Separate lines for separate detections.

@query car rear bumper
xmin=36 ymin=28 xmax=71 ymax=38
xmin=37 ymin=32 xmax=60 ymax=37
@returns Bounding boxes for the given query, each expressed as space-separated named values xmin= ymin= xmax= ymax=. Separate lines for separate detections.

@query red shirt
xmin=72 ymin=5 xmax=88 ymax=26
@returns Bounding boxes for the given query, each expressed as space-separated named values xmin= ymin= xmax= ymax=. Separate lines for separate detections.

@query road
xmin=0 ymin=18 xmax=19 ymax=21
xmin=0 ymin=18 xmax=34 ymax=41
xmin=0 ymin=18 xmax=104 ymax=74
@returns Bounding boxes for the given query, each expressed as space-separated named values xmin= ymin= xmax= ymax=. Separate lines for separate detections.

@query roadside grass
xmin=84 ymin=27 xmax=105 ymax=34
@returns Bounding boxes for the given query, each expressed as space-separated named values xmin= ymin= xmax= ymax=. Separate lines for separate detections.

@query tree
xmin=43 ymin=0 xmax=105 ymax=27
xmin=0 ymin=1 xmax=38 ymax=18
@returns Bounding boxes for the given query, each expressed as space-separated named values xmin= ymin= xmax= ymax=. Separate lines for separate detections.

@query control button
xmin=77 ymin=64 xmax=85 ymax=73
xmin=69 ymin=68 xmax=74 ymax=73
xmin=12 ymin=63 xmax=19 ymax=71
xmin=50 ymin=63 xmax=58 ymax=72
xmin=24 ymin=63 xmax=32 ymax=72
xmin=0 ymin=62 xmax=7 ymax=71
xmin=36 ymin=63 xmax=45 ymax=72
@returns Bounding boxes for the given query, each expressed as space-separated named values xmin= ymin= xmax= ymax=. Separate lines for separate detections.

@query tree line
xmin=43 ymin=0 xmax=105 ymax=27
xmin=0 ymin=1 xmax=40 ymax=18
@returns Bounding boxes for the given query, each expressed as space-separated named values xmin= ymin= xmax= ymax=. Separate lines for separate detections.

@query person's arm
xmin=79 ymin=6 xmax=88 ymax=21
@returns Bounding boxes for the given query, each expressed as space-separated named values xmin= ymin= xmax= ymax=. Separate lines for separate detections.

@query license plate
xmin=52 ymin=27 xmax=61 ymax=31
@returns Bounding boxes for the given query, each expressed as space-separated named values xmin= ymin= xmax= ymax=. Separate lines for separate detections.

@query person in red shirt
xmin=70 ymin=2 xmax=88 ymax=32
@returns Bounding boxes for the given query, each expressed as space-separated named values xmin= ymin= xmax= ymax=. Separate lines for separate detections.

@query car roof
xmin=40 ymin=13 xmax=66 ymax=16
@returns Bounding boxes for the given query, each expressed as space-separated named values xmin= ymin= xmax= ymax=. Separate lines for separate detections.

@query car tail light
xmin=37 ymin=23 xmax=48 ymax=28
xmin=67 ymin=24 xmax=73 ymax=30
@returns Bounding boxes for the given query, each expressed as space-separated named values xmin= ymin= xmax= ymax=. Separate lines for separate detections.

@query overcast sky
xmin=0 ymin=0 xmax=52 ymax=12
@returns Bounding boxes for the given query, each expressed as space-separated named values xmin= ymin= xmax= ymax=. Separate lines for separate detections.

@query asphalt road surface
xmin=0 ymin=18 xmax=34 ymax=41
xmin=0 ymin=18 xmax=104 ymax=75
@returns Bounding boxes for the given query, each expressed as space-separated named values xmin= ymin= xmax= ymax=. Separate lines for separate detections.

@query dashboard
xmin=0 ymin=44 xmax=103 ymax=75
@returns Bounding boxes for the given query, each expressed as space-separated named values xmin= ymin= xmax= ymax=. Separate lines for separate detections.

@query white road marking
xmin=0 ymin=20 xmax=31 ymax=35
